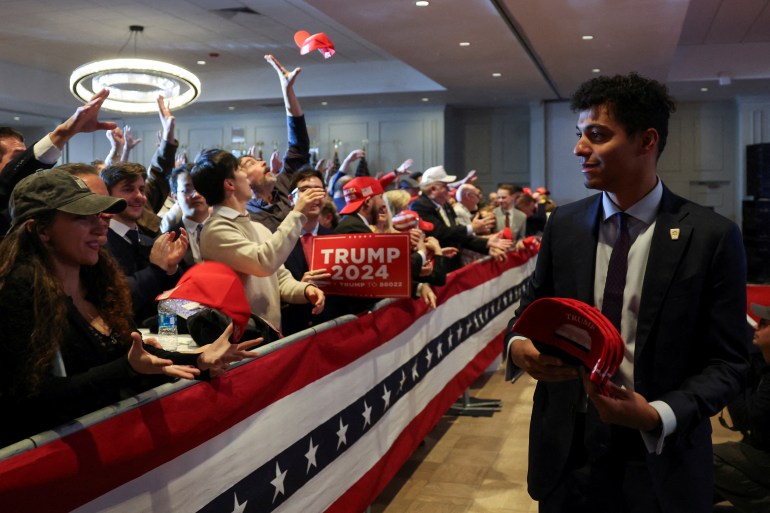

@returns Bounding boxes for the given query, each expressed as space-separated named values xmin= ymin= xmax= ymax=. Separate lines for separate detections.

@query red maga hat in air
xmin=513 ymin=297 xmax=625 ymax=395
xmin=294 ymin=30 xmax=335 ymax=59
xmin=157 ymin=262 xmax=251 ymax=342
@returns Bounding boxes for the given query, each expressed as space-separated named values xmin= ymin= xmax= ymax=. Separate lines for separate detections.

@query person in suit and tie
xmin=410 ymin=165 xmax=509 ymax=271
xmin=165 ymin=163 xmax=210 ymax=266
xmin=101 ymin=162 xmax=188 ymax=324
xmin=492 ymin=183 xmax=527 ymax=239
xmin=506 ymin=73 xmax=750 ymax=512
xmin=281 ymin=169 xmax=335 ymax=335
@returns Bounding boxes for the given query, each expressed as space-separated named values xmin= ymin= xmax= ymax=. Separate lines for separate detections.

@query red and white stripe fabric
xmin=0 ymin=252 xmax=537 ymax=513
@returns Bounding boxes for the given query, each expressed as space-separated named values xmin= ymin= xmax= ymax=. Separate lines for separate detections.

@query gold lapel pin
xmin=670 ymin=228 xmax=680 ymax=240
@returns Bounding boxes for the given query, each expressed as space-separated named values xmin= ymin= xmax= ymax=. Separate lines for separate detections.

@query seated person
xmin=713 ymin=302 xmax=770 ymax=512
xmin=191 ymin=148 xmax=325 ymax=335
xmin=101 ymin=161 xmax=188 ymax=324
xmin=0 ymin=168 xmax=258 ymax=447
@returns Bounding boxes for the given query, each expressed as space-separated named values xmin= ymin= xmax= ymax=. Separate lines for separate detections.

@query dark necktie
xmin=601 ymin=212 xmax=630 ymax=331
xmin=504 ymin=211 xmax=510 ymax=228
xmin=126 ymin=229 xmax=140 ymax=247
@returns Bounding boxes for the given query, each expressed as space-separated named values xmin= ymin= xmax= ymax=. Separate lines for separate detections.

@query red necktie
xmin=301 ymin=233 xmax=313 ymax=266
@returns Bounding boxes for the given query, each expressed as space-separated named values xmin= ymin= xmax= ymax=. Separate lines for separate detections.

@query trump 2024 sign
xmin=309 ymin=233 xmax=412 ymax=298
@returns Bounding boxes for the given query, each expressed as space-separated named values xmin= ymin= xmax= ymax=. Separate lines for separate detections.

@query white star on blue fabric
xmin=411 ymin=361 xmax=419 ymax=380
xmin=232 ymin=492 xmax=247 ymax=513
xmin=305 ymin=438 xmax=318 ymax=473
xmin=336 ymin=417 xmax=349 ymax=449
xmin=437 ymin=341 xmax=444 ymax=358
xmin=399 ymin=370 xmax=407 ymax=392
xmin=362 ymin=401 xmax=372 ymax=428
xmin=425 ymin=348 xmax=433 ymax=368
xmin=270 ymin=462 xmax=287 ymax=503
xmin=382 ymin=385 xmax=391 ymax=410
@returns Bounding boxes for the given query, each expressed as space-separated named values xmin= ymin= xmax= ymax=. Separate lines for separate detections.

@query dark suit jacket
xmin=281 ymin=225 xmax=335 ymax=335
xmin=0 ymin=143 xmax=54 ymax=235
xmin=106 ymin=229 xmax=180 ymax=324
xmin=507 ymin=186 xmax=750 ymax=511
xmin=410 ymin=194 xmax=488 ymax=271
xmin=166 ymin=220 xmax=196 ymax=271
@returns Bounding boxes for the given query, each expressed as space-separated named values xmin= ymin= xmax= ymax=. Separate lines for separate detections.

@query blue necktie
xmin=601 ymin=212 xmax=630 ymax=331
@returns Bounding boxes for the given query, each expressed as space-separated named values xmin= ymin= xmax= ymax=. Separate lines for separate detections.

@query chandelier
xmin=69 ymin=25 xmax=201 ymax=114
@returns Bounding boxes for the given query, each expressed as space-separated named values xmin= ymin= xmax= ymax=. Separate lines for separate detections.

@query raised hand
xmin=156 ymin=95 xmax=175 ymax=141
xmin=471 ymin=212 xmax=495 ymax=235
xmin=270 ymin=149 xmax=281 ymax=175
xmin=265 ymin=54 xmax=302 ymax=116
xmin=396 ymin=158 xmax=413 ymax=174
xmin=50 ymin=89 xmax=118 ymax=149
xmin=293 ymin=187 xmax=327 ymax=216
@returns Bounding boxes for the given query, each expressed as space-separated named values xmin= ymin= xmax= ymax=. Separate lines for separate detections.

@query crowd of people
xmin=2 ymin=52 xmax=761 ymax=513
xmin=0 ymin=54 xmax=546 ymax=448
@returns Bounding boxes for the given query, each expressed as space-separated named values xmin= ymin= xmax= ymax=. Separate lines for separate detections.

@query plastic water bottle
xmin=157 ymin=299 xmax=178 ymax=351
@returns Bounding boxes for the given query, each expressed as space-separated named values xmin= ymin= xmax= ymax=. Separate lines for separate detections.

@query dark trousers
xmin=539 ymin=420 xmax=663 ymax=513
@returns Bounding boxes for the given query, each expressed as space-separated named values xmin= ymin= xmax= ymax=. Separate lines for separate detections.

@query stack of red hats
xmin=513 ymin=297 xmax=625 ymax=396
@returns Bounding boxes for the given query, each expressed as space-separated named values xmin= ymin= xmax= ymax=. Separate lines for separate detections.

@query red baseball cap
xmin=157 ymin=262 xmax=251 ymax=342
xmin=339 ymin=177 xmax=384 ymax=215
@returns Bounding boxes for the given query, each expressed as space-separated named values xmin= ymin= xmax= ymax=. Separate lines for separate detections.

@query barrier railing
xmin=0 ymin=252 xmax=537 ymax=513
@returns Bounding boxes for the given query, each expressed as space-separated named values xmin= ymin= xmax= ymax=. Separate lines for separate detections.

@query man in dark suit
xmin=102 ymin=162 xmax=188 ymax=324
xmin=410 ymin=165 xmax=508 ymax=271
xmin=281 ymin=169 xmax=335 ymax=335
xmin=164 ymin=163 xmax=209 ymax=267
xmin=506 ymin=73 xmax=750 ymax=512
xmin=0 ymin=90 xmax=117 ymax=235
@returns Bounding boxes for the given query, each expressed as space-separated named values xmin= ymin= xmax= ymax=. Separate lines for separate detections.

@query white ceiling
xmin=0 ymin=0 xmax=769 ymax=124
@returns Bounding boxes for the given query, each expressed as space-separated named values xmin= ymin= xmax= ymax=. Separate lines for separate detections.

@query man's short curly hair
xmin=570 ymin=72 xmax=676 ymax=157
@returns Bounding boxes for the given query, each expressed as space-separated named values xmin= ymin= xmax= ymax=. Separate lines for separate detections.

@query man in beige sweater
xmin=191 ymin=148 xmax=326 ymax=334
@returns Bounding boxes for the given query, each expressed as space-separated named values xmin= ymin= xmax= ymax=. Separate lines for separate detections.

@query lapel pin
xmin=670 ymin=228 xmax=680 ymax=240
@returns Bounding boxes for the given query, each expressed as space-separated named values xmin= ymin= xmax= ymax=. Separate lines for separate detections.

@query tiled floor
xmin=370 ymin=365 xmax=742 ymax=513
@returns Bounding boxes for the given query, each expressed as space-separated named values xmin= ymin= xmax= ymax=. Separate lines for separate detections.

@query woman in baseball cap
xmin=0 ymin=168 xmax=259 ymax=446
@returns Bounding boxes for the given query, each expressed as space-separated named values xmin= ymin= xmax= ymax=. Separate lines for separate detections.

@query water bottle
xmin=157 ymin=299 xmax=178 ymax=351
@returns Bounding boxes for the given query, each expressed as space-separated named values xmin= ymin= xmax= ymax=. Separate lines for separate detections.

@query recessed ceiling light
xmin=197 ymin=60 xmax=206 ymax=65
xmin=459 ymin=42 xmax=470 ymax=47
xmin=416 ymin=0 xmax=429 ymax=6
xmin=592 ymin=68 xmax=601 ymax=73
xmin=228 ymin=106 xmax=235 ymax=110
xmin=13 ymin=116 xmax=20 ymax=121
xmin=700 ymin=87 xmax=709 ymax=92
xmin=492 ymin=72 xmax=502 ymax=77
xmin=582 ymin=35 xmax=594 ymax=40
xmin=421 ymin=98 xmax=429 ymax=102
xmin=321 ymin=101 xmax=328 ymax=106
